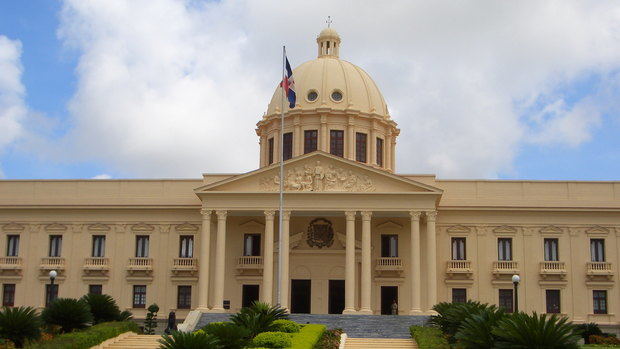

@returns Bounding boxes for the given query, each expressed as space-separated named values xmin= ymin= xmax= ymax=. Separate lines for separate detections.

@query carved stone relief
xmin=259 ymin=161 xmax=375 ymax=192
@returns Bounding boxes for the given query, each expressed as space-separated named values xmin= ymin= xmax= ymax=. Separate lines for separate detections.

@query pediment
xmin=539 ymin=225 xmax=563 ymax=235
xmin=195 ymin=152 xmax=442 ymax=194
xmin=375 ymin=220 xmax=404 ymax=230
xmin=45 ymin=223 xmax=68 ymax=232
xmin=446 ymin=225 xmax=471 ymax=234
xmin=88 ymin=223 xmax=111 ymax=232
xmin=175 ymin=222 xmax=199 ymax=232
xmin=131 ymin=223 xmax=155 ymax=232
xmin=2 ymin=223 xmax=25 ymax=232
xmin=586 ymin=225 xmax=609 ymax=235
xmin=493 ymin=225 xmax=517 ymax=235
xmin=239 ymin=219 xmax=265 ymax=229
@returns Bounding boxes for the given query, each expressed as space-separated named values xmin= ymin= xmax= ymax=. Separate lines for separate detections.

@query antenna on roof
xmin=326 ymin=16 xmax=333 ymax=28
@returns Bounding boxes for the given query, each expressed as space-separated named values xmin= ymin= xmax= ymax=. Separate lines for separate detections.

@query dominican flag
xmin=280 ymin=56 xmax=296 ymax=109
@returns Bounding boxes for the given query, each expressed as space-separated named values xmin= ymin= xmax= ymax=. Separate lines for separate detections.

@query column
xmin=347 ymin=118 xmax=355 ymax=160
xmin=294 ymin=117 xmax=301 ymax=156
xmin=409 ymin=211 xmax=422 ymax=314
xmin=359 ymin=211 xmax=372 ymax=314
xmin=369 ymin=127 xmax=376 ymax=165
xmin=343 ymin=211 xmax=357 ymax=313
xmin=386 ymin=132 xmax=393 ymax=171
xmin=262 ymin=210 xmax=275 ymax=304
xmin=426 ymin=211 xmax=437 ymax=313
xmin=320 ymin=115 xmax=328 ymax=152
xmin=211 ymin=210 xmax=227 ymax=312
xmin=259 ymin=135 xmax=266 ymax=167
xmin=390 ymin=138 xmax=396 ymax=171
xmin=197 ymin=209 xmax=212 ymax=310
xmin=279 ymin=210 xmax=291 ymax=310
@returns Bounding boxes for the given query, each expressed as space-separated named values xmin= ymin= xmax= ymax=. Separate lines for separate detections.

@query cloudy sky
xmin=0 ymin=0 xmax=619 ymax=180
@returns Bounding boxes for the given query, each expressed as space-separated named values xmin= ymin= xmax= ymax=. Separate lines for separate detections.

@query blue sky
xmin=0 ymin=1 xmax=619 ymax=180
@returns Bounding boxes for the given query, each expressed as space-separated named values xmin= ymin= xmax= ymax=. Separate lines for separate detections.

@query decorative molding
xmin=586 ymin=225 xmax=609 ymax=236
xmin=71 ymin=224 xmax=84 ymax=234
xmin=45 ymin=223 xmax=68 ymax=232
xmin=88 ymin=223 xmax=111 ymax=232
xmin=115 ymin=224 xmax=127 ymax=234
xmin=409 ymin=211 xmax=422 ymax=221
xmin=568 ymin=227 xmax=581 ymax=237
xmin=238 ymin=219 xmax=265 ymax=229
xmin=263 ymin=210 xmax=276 ymax=219
xmin=446 ymin=225 xmax=471 ymax=235
xmin=200 ymin=208 xmax=212 ymax=216
xmin=475 ymin=226 xmax=491 ymax=236
xmin=215 ymin=210 xmax=228 ymax=220
xmin=307 ymin=218 xmax=335 ymax=248
xmin=159 ymin=225 xmax=171 ymax=234
xmin=375 ymin=220 xmax=403 ymax=230
xmin=539 ymin=225 xmax=564 ymax=235
xmin=522 ymin=227 xmax=536 ymax=236
xmin=425 ymin=211 xmax=437 ymax=222
xmin=344 ymin=211 xmax=356 ymax=220
xmin=290 ymin=232 xmax=304 ymax=249
xmin=281 ymin=210 xmax=291 ymax=220
xmin=335 ymin=232 xmax=361 ymax=249
xmin=175 ymin=222 xmax=199 ymax=232
xmin=131 ymin=223 xmax=155 ymax=233
xmin=492 ymin=225 xmax=517 ymax=235
xmin=2 ymin=222 xmax=25 ymax=232
xmin=360 ymin=211 xmax=372 ymax=221
xmin=259 ymin=161 xmax=375 ymax=192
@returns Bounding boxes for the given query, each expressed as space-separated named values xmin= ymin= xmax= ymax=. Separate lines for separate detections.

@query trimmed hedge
xmin=290 ymin=324 xmax=326 ymax=349
xmin=273 ymin=319 xmax=301 ymax=333
xmin=252 ymin=331 xmax=292 ymax=348
xmin=410 ymin=326 xmax=449 ymax=349
xmin=26 ymin=321 xmax=139 ymax=349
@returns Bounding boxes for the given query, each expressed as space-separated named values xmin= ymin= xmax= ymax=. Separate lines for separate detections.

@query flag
xmin=280 ymin=56 xmax=296 ymax=109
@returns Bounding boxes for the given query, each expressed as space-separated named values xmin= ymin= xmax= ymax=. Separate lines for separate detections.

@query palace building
xmin=0 ymin=28 xmax=619 ymax=329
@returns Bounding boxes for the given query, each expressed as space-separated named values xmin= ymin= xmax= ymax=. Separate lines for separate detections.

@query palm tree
xmin=493 ymin=312 xmax=581 ymax=349
xmin=80 ymin=293 xmax=121 ymax=324
xmin=230 ymin=301 xmax=288 ymax=338
xmin=41 ymin=298 xmax=93 ymax=333
xmin=0 ymin=306 xmax=42 ymax=348
xmin=159 ymin=331 xmax=220 ymax=349
xmin=430 ymin=301 xmax=492 ymax=342
xmin=454 ymin=306 xmax=506 ymax=349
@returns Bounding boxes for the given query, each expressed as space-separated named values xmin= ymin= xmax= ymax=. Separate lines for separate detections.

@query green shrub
xmin=314 ymin=328 xmax=342 ymax=349
xmin=252 ymin=331 xmax=292 ymax=348
xmin=144 ymin=303 xmax=159 ymax=334
xmin=26 ymin=321 xmax=139 ymax=349
xmin=492 ymin=312 xmax=580 ymax=349
xmin=41 ymin=298 xmax=93 ymax=333
xmin=429 ymin=301 xmax=492 ymax=343
xmin=80 ymin=293 xmax=122 ymax=324
xmin=201 ymin=321 xmax=250 ymax=348
xmin=0 ymin=306 xmax=42 ymax=348
xmin=576 ymin=322 xmax=603 ymax=344
xmin=159 ymin=330 xmax=220 ymax=349
xmin=230 ymin=301 xmax=288 ymax=338
xmin=273 ymin=319 xmax=301 ymax=333
xmin=454 ymin=306 xmax=505 ymax=349
xmin=290 ymin=324 xmax=325 ymax=349
xmin=409 ymin=326 xmax=449 ymax=349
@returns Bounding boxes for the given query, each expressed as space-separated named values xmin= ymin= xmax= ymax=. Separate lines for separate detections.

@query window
xmin=591 ymin=239 xmax=605 ymax=262
xmin=331 ymin=90 xmax=343 ymax=101
xmin=133 ymin=285 xmax=147 ymax=308
xmin=177 ymin=286 xmax=192 ymax=309
xmin=92 ymin=235 xmax=106 ymax=257
xmin=6 ymin=235 xmax=19 ymax=257
xmin=376 ymin=138 xmax=384 ymax=167
xmin=283 ymin=132 xmax=293 ymax=161
xmin=381 ymin=235 xmax=398 ymax=257
xmin=304 ymin=130 xmax=318 ymax=154
xmin=307 ymin=90 xmax=318 ymax=102
xmin=355 ymin=132 xmax=367 ymax=163
xmin=544 ymin=238 xmax=559 ymax=261
xmin=243 ymin=234 xmax=261 ymax=257
xmin=2 ymin=284 xmax=15 ymax=307
xmin=268 ymin=138 xmax=274 ymax=165
xmin=179 ymin=235 xmax=194 ymax=258
xmin=499 ymin=289 xmax=514 ymax=313
xmin=45 ymin=284 xmax=58 ymax=307
xmin=498 ymin=238 xmax=512 ymax=261
xmin=451 ymin=238 xmax=466 ymax=260
xmin=330 ymin=130 xmax=344 ymax=157
xmin=135 ymin=236 xmax=149 ymax=258
xmin=452 ymin=288 xmax=467 ymax=303
xmin=49 ymin=235 xmax=62 ymax=257
xmin=593 ymin=290 xmax=608 ymax=314
xmin=89 ymin=284 xmax=103 ymax=295
xmin=546 ymin=290 xmax=561 ymax=314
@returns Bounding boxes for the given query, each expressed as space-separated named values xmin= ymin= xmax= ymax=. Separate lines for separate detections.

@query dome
xmin=265 ymin=28 xmax=389 ymax=118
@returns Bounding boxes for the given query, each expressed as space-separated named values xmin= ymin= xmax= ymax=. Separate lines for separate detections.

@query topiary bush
xmin=41 ymin=298 xmax=93 ymax=333
xmin=272 ymin=319 xmax=301 ymax=333
xmin=0 ymin=306 xmax=42 ymax=348
xmin=200 ymin=321 xmax=250 ymax=348
xmin=575 ymin=322 xmax=603 ymax=344
xmin=26 ymin=321 xmax=139 ymax=349
xmin=251 ymin=331 xmax=292 ymax=348
xmin=80 ymin=293 xmax=121 ymax=324
xmin=492 ymin=312 xmax=580 ymax=349
xmin=159 ymin=330 xmax=220 ymax=349
xmin=144 ymin=303 xmax=159 ymax=335
xmin=410 ymin=326 xmax=449 ymax=349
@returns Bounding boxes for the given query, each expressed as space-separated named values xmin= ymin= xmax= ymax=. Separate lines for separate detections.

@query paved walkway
xmin=345 ymin=338 xmax=418 ymax=348
xmin=99 ymin=333 xmax=161 ymax=348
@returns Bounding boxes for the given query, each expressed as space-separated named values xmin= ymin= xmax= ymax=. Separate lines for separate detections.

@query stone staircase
xmin=194 ymin=313 xmax=429 ymax=338
xmin=98 ymin=333 xmax=161 ymax=348
xmin=345 ymin=338 xmax=418 ymax=348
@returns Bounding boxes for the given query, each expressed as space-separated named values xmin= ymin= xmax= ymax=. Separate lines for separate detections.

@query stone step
xmin=345 ymin=338 xmax=418 ymax=348
xmin=100 ymin=334 xmax=161 ymax=349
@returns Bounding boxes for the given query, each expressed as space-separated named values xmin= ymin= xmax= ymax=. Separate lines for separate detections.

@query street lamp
xmin=48 ymin=270 xmax=57 ymax=305
xmin=512 ymin=274 xmax=520 ymax=313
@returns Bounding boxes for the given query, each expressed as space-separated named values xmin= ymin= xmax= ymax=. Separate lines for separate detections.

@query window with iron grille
xmin=268 ymin=138 xmax=274 ymax=165
xmin=355 ymin=133 xmax=367 ymax=163
xmin=499 ymin=289 xmax=513 ymax=313
xmin=593 ymin=290 xmax=607 ymax=314
xmin=304 ymin=130 xmax=318 ymax=154
xmin=376 ymin=137 xmax=384 ymax=167
xmin=2 ymin=284 xmax=15 ymax=307
xmin=451 ymin=238 xmax=466 ymax=260
xmin=544 ymin=238 xmax=559 ymax=261
xmin=283 ymin=132 xmax=293 ymax=161
xmin=546 ymin=289 xmax=560 ymax=314
xmin=133 ymin=285 xmax=147 ymax=308
xmin=92 ymin=235 xmax=106 ymax=257
xmin=89 ymin=284 xmax=103 ymax=295
xmin=135 ymin=236 xmax=149 ymax=258
xmin=498 ymin=238 xmax=512 ymax=261
xmin=6 ymin=235 xmax=19 ymax=257
xmin=179 ymin=235 xmax=194 ymax=258
xmin=452 ymin=288 xmax=466 ymax=303
xmin=590 ymin=239 xmax=605 ymax=262
xmin=48 ymin=235 xmax=62 ymax=257
xmin=330 ymin=130 xmax=344 ymax=157
xmin=177 ymin=285 xmax=192 ymax=309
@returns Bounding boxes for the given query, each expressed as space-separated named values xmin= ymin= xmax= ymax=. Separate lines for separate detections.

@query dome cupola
xmin=317 ymin=27 xmax=341 ymax=58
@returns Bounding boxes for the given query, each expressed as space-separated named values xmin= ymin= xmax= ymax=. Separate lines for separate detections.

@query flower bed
xmin=26 ymin=321 xmax=139 ymax=349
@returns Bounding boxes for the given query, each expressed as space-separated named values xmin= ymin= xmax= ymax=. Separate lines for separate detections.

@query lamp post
xmin=512 ymin=274 xmax=520 ymax=313
xmin=48 ymin=270 xmax=57 ymax=306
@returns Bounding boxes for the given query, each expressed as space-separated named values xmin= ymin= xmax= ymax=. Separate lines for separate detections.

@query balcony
xmin=126 ymin=258 xmax=153 ymax=274
xmin=40 ymin=257 xmax=66 ymax=271
xmin=586 ymin=262 xmax=613 ymax=280
xmin=237 ymin=256 xmax=263 ymax=270
xmin=83 ymin=257 xmax=110 ymax=273
xmin=539 ymin=261 xmax=566 ymax=279
xmin=375 ymin=257 xmax=403 ymax=272
xmin=0 ymin=257 xmax=22 ymax=270
xmin=172 ymin=258 xmax=198 ymax=274
xmin=492 ymin=261 xmax=518 ymax=277
xmin=446 ymin=260 xmax=473 ymax=276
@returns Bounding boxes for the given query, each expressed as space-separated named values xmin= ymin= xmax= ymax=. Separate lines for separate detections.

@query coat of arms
xmin=307 ymin=218 xmax=334 ymax=248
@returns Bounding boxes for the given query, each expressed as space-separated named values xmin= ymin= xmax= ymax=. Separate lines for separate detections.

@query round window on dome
xmin=307 ymin=90 xmax=318 ymax=102
xmin=331 ymin=90 xmax=343 ymax=102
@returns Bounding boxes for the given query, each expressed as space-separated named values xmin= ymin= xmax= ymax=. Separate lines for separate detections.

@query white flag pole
xmin=276 ymin=45 xmax=286 ymax=308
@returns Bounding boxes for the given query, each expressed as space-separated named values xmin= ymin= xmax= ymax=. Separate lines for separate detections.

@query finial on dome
xmin=317 ymin=21 xmax=341 ymax=58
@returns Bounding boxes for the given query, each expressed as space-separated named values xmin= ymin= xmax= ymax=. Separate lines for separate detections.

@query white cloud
xmin=50 ymin=0 xmax=620 ymax=178
xmin=0 ymin=36 xmax=27 ymax=178
xmin=91 ymin=173 xmax=112 ymax=179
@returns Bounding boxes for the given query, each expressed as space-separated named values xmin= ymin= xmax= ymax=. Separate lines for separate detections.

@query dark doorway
xmin=242 ymin=284 xmax=259 ymax=308
xmin=328 ymin=280 xmax=345 ymax=314
xmin=381 ymin=286 xmax=398 ymax=315
xmin=290 ymin=279 xmax=311 ymax=313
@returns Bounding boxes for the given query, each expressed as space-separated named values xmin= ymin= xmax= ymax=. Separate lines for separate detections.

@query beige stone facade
xmin=0 ymin=28 xmax=619 ymax=327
